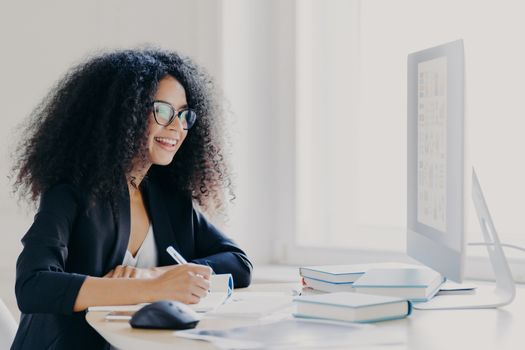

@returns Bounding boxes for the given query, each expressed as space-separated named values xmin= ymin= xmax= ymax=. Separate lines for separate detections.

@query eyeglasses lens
xmin=153 ymin=102 xmax=197 ymax=130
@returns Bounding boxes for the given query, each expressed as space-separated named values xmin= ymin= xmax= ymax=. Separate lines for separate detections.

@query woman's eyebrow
xmin=155 ymin=99 xmax=188 ymax=110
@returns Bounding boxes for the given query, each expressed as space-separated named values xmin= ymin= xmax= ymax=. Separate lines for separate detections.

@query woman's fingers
xmin=191 ymin=286 xmax=208 ymax=299
xmin=105 ymin=263 xmax=214 ymax=303
xmin=185 ymin=293 xmax=201 ymax=304
xmin=129 ymin=267 xmax=139 ymax=278
xmin=191 ymin=272 xmax=211 ymax=291
xmin=113 ymin=265 xmax=125 ymax=278
xmin=151 ymin=265 xmax=214 ymax=303
xmin=105 ymin=265 xmax=135 ymax=278
xmin=186 ymin=274 xmax=209 ymax=298
xmin=186 ymin=264 xmax=213 ymax=280
xmin=122 ymin=265 xmax=133 ymax=278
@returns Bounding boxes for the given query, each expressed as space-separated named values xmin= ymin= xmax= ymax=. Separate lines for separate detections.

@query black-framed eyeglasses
xmin=152 ymin=100 xmax=198 ymax=130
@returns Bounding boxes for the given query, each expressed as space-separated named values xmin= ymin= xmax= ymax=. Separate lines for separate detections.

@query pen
xmin=166 ymin=245 xmax=215 ymax=276
xmin=166 ymin=245 xmax=188 ymax=265
xmin=167 ymin=245 xmax=211 ymax=291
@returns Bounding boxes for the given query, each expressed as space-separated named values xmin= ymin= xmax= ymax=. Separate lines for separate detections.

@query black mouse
xmin=130 ymin=300 xmax=200 ymax=330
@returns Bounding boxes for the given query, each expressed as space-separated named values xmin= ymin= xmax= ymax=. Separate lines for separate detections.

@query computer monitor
xmin=407 ymin=40 xmax=515 ymax=309
xmin=407 ymin=39 xmax=465 ymax=283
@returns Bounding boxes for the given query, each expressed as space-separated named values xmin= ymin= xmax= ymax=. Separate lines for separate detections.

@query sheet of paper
xmin=439 ymin=280 xmax=477 ymax=291
xmin=88 ymin=304 xmax=145 ymax=312
xmin=192 ymin=274 xmax=234 ymax=312
xmin=194 ymin=291 xmax=230 ymax=313
xmin=437 ymin=280 xmax=477 ymax=295
xmin=176 ymin=319 xmax=403 ymax=350
xmin=206 ymin=292 xmax=293 ymax=318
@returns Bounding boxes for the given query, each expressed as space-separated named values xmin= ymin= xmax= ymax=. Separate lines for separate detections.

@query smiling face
xmin=146 ymin=75 xmax=189 ymax=166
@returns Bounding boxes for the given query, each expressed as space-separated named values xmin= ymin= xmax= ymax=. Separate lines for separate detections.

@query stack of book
xmin=293 ymin=292 xmax=412 ymax=323
xmin=299 ymin=264 xmax=445 ymax=302
xmin=299 ymin=264 xmax=368 ymax=292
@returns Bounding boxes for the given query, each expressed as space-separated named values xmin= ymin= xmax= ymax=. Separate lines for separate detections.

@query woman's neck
xmin=127 ymin=160 xmax=152 ymax=196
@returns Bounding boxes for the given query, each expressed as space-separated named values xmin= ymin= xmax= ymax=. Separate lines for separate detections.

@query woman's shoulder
xmin=39 ymin=183 xmax=88 ymax=209
xmin=42 ymin=182 xmax=84 ymax=197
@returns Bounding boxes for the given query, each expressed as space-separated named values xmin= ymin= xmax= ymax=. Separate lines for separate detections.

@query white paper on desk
xmin=437 ymin=280 xmax=477 ymax=296
xmin=88 ymin=274 xmax=233 ymax=314
xmin=193 ymin=274 xmax=234 ymax=312
xmin=88 ymin=304 xmax=145 ymax=313
xmin=176 ymin=319 xmax=403 ymax=349
xmin=206 ymin=292 xmax=293 ymax=318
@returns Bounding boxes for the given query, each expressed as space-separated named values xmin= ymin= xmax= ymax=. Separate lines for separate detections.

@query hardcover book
xmin=293 ymin=292 xmax=412 ymax=323
xmin=351 ymin=268 xmax=444 ymax=302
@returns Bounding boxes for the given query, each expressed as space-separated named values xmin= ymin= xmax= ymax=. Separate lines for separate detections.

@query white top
xmin=110 ymin=225 xmax=158 ymax=350
xmin=121 ymin=225 xmax=158 ymax=268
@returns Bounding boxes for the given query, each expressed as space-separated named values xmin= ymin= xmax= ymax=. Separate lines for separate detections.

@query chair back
xmin=0 ymin=299 xmax=17 ymax=350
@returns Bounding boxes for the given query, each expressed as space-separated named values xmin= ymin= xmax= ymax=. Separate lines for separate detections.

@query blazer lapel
xmin=106 ymin=191 xmax=131 ymax=271
xmin=142 ymin=181 xmax=182 ymax=266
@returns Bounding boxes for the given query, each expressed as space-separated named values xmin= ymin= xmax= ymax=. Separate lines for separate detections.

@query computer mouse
xmin=129 ymin=300 xmax=200 ymax=330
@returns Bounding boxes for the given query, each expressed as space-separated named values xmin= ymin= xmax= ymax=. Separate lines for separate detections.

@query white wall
xmin=281 ymin=0 xmax=525 ymax=283
xmin=221 ymin=0 xmax=296 ymax=264
xmin=357 ymin=0 xmax=525 ymax=255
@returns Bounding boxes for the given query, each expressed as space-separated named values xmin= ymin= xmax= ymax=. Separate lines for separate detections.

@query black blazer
xmin=11 ymin=180 xmax=252 ymax=350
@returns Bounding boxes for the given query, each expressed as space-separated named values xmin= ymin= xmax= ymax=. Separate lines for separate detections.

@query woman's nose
xmin=167 ymin=116 xmax=184 ymax=131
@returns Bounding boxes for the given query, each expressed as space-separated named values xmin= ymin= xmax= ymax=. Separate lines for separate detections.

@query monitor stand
xmin=414 ymin=169 xmax=515 ymax=310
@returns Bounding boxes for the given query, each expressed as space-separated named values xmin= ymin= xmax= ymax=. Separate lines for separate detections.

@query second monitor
xmin=406 ymin=39 xmax=515 ymax=309
xmin=407 ymin=39 xmax=465 ymax=283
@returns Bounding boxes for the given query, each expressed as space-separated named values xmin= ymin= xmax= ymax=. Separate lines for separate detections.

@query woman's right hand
xmin=150 ymin=263 xmax=212 ymax=304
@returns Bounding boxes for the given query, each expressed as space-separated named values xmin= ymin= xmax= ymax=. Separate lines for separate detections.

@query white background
xmin=292 ymin=0 xmax=525 ymax=265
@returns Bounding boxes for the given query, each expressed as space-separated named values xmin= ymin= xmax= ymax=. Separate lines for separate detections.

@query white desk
xmin=86 ymin=282 xmax=525 ymax=350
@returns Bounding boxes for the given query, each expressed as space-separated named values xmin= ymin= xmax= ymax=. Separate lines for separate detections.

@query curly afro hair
xmin=11 ymin=48 xmax=234 ymax=215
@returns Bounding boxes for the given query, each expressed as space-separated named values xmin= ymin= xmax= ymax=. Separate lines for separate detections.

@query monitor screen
xmin=407 ymin=40 xmax=465 ymax=282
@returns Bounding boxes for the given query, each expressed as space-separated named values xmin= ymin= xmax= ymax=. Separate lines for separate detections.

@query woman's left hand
xmin=104 ymin=265 xmax=164 ymax=279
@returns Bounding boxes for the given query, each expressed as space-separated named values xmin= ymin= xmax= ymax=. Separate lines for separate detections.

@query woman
xmin=10 ymin=49 xmax=252 ymax=349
